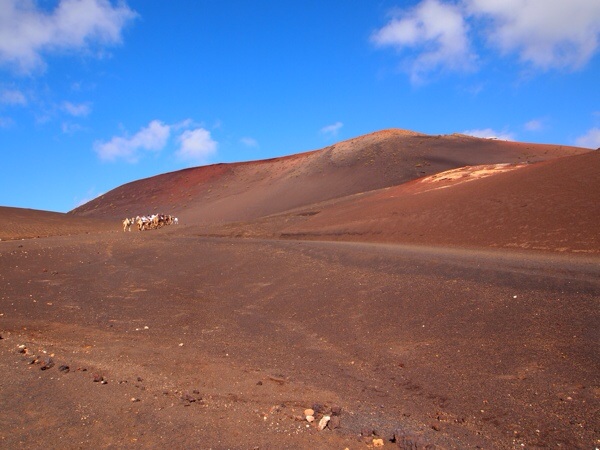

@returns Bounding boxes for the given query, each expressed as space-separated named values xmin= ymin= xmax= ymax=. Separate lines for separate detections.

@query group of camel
xmin=122 ymin=214 xmax=178 ymax=232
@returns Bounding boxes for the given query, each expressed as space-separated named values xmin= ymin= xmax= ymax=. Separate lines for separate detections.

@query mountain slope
xmin=243 ymin=151 xmax=600 ymax=252
xmin=70 ymin=129 xmax=588 ymax=225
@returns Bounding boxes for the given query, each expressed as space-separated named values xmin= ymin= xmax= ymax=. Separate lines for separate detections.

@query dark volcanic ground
xmin=1 ymin=229 xmax=598 ymax=449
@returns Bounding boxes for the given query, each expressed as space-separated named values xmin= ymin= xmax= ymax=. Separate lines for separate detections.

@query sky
xmin=1 ymin=0 xmax=599 ymax=213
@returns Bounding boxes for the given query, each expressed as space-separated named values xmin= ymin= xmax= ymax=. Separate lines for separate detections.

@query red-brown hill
xmin=225 ymin=151 xmax=599 ymax=253
xmin=70 ymin=129 xmax=587 ymax=226
xmin=0 ymin=206 xmax=114 ymax=241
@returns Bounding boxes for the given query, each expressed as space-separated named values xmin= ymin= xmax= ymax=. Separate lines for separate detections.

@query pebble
xmin=40 ymin=357 xmax=54 ymax=371
xmin=58 ymin=365 xmax=70 ymax=373
xmin=92 ymin=374 xmax=104 ymax=383
xmin=328 ymin=415 xmax=341 ymax=429
xmin=373 ymin=438 xmax=384 ymax=447
xmin=306 ymin=415 xmax=315 ymax=423
xmin=317 ymin=415 xmax=330 ymax=431
xmin=304 ymin=408 xmax=315 ymax=417
xmin=312 ymin=403 xmax=324 ymax=414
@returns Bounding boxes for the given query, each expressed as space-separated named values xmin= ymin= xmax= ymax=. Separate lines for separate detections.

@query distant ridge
xmin=70 ymin=129 xmax=589 ymax=227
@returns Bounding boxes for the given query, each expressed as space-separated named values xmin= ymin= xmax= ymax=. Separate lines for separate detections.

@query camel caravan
xmin=122 ymin=214 xmax=179 ymax=232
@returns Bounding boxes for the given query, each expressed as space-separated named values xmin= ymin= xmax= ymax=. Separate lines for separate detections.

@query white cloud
xmin=240 ymin=137 xmax=258 ymax=148
xmin=0 ymin=88 xmax=27 ymax=105
xmin=94 ymin=119 xmax=171 ymax=163
xmin=62 ymin=101 xmax=91 ymax=117
xmin=372 ymin=0 xmax=475 ymax=83
xmin=466 ymin=0 xmax=600 ymax=70
xmin=176 ymin=128 xmax=218 ymax=163
xmin=575 ymin=127 xmax=600 ymax=149
xmin=0 ymin=0 xmax=137 ymax=73
xmin=524 ymin=119 xmax=544 ymax=132
xmin=373 ymin=0 xmax=600 ymax=81
xmin=462 ymin=128 xmax=515 ymax=140
xmin=320 ymin=121 xmax=343 ymax=137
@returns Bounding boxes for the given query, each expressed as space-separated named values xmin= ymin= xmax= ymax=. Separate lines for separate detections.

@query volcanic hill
xmin=69 ymin=128 xmax=597 ymax=253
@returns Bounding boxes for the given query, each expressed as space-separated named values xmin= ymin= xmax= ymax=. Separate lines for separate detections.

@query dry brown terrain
xmin=1 ymin=130 xmax=598 ymax=449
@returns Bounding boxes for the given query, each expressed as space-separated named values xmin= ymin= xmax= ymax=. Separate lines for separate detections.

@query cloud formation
xmin=176 ymin=128 xmax=218 ymax=163
xmin=0 ymin=0 xmax=137 ymax=73
xmin=524 ymin=119 xmax=544 ymax=132
xmin=320 ymin=121 xmax=344 ymax=137
xmin=575 ymin=127 xmax=600 ymax=149
xmin=466 ymin=0 xmax=600 ymax=70
xmin=373 ymin=0 xmax=600 ymax=81
xmin=240 ymin=137 xmax=259 ymax=148
xmin=62 ymin=101 xmax=91 ymax=117
xmin=94 ymin=120 xmax=171 ymax=163
xmin=0 ymin=88 xmax=27 ymax=105
xmin=462 ymin=128 xmax=514 ymax=141
xmin=372 ymin=0 xmax=474 ymax=83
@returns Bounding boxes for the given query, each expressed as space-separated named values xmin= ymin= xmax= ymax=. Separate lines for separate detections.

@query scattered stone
xmin=306 ymin=415 xmax=315 ymax=423
xmin=328 ymin=415 xmax=341 ymax=429
xmin=317 ymin=415 xmax=330 ymax=431
xmin=181 ymin=393 xmax=201 ymax=404
xmin=304 ymin=408 xmax=315 ymax=417
xmin=17 ymin=345 xmax=26 ymax=354
xmin=312 ymin=403 xmax=324 ymax=414
xmin=331 ymin=404 xmax=342 ymax=416
xmin=58 ymin=365 xmax=70 ymax=373
xmin=137 ymin=376 xmax=143 ymax=382
xmin=392 ymin=430 xmax=434 ymax=449
xmin=92 ymin=373 xmax=104 ymax=383
xmin=40 ymin=357 xmax=54 ymax=370
xmin=256 ymin=381 xmax=263 ymax=386
xmin=131 ymin=397 xmax=140 ymax=402
xmin=372 ymin=438 xmax=384 ymax=447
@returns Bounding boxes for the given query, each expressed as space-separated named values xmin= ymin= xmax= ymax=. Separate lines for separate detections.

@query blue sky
xmin=1 ymin=0 xmax=599 ymax=212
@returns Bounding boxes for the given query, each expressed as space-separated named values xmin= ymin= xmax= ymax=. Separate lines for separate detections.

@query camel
xmin=122 ymin=217 xmax=135 ymax=232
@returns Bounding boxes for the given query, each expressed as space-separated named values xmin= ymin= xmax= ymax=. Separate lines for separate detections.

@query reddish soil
xmin=1 ymin=130 xmax=598 ymax=449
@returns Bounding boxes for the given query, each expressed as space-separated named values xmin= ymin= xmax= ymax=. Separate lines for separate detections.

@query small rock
xmin=137 ymin=376 xmax=143 ymax=382
xmin=306 ymin=415 xmax=315 ymax=423
xmin=328 ymin=416 xmax=341 ymax=429
xmin=312 ymin=403 xmax=324 ymax=414
xmin=131 ymin=397 xmax=140 ymax=402
xmin=317 ymin=415 xmax=330 ymax=431
xmin=304 ymin=408 xmax=315 ymax=417
xmin=92 ymin=373 xmax=104 ymax=383
xmin=372 ymin=438 xmax=384 ymax=447
xmin=331 ymin=404 xmax=342 ymax=416
xmin=182 ymin=393 xmax=200 ymax=404
xmin=256 ymin=381 xmax=263 ymax=386
xmin=40 ymin=357 xmax=54 ymax=370
xmin=58 ymin=365 xmax=70 ymax=373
